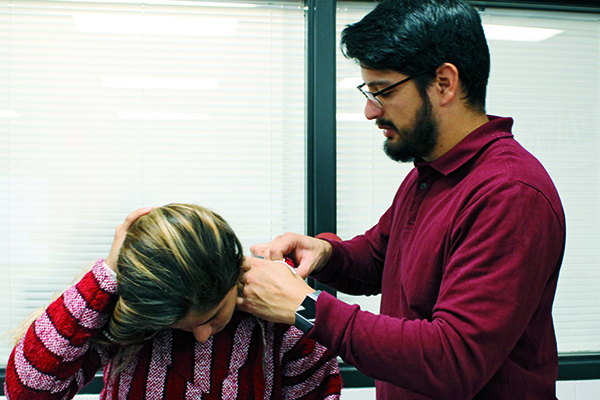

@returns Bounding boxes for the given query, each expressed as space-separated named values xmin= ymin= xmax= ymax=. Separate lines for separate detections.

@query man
xmin=237 ymin=0 xmax=565 ymax=398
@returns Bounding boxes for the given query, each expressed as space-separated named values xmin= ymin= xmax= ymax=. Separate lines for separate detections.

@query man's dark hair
xmin=341 ymin=0 xmax=490 ymax=112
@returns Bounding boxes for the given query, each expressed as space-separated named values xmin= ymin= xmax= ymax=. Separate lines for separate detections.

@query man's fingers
xmin=241 ymin=257 xmax=253 ymax=272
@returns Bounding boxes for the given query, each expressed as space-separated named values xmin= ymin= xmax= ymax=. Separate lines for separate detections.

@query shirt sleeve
xmin=4 ymin=259 xmax=119 ymax=400
xmin=311 ymin=205 xmax=395 ymax=297
xmin=278 ymin=325 xmax=342 ymax=400
xmin=307 ymin=182 xmax=565 ymax=399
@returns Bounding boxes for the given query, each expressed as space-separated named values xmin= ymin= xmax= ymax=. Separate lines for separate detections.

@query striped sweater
xmin=5 ymin=259 xmax=342 ymax=400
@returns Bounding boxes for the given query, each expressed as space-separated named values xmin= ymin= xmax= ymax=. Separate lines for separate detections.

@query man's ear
xmin=432 ymin=63 xmax=460 ymax=107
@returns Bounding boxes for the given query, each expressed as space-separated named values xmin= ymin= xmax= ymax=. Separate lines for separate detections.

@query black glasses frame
xmin=357 ymin=71 xmax=429 ymax=108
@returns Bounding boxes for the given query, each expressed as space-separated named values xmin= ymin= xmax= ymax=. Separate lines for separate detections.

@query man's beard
xmin=381 ymin=94 xmax=440 ymax=163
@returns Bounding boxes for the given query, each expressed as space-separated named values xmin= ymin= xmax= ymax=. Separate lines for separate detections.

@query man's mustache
xmin=376 ymin=119 xmax=398 ymax=132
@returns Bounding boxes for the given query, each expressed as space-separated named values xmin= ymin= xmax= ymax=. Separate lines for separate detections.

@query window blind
xmin=0 ymin=0 xmax=306 ymax=364
xmin=336 ymin=2 xmax=600 ymax=353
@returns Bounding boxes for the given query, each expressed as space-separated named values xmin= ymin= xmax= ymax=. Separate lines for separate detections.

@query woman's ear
xmin=432 ymin=63 xmax=460 ymax=107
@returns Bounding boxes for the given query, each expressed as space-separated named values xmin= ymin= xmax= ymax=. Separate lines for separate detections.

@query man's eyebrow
xmin=364 ymin=79 xmax=393 ymax=89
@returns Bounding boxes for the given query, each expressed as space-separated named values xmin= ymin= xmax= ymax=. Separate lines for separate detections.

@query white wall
xmin=340 ymin=381 xmax=600 ymax=399
xmin=1 ymin=380 xmax=598 ymax=399
xmin=556 ymin=380 xmax=600 ymax=399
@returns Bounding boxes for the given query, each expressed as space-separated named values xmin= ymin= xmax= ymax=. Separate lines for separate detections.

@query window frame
xmin=1 ymin=0 xmax=599 ymax=394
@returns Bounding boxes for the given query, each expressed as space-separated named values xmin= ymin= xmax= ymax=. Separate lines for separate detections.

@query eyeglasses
xmin=357 ymin=71 xmax=428 ymax=108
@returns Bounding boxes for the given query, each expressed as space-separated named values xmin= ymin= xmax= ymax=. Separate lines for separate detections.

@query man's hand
xmin=105 ymin=207 xmax=153 ymax=272
xmin=250 ymin=232 xmax=333 ymax=278
xmin=237 ymin=256 xmax=315 ymax=325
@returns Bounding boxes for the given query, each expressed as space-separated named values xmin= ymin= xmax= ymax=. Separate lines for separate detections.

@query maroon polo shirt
xmin=309 ymin=116 xmax=565 ymax=399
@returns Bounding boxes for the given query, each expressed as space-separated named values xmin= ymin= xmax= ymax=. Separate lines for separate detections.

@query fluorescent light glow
xmin=102 ymin=77 xmax=220 ymax=90
xmin=483 ymin=24 xmax=563 ymax=42
xmin=163 ymin=1 xmax=257 ymax=7
xmin=337 ymin=113 xmax=366 ymax=122
xmin=73 ymin=13 xmax=237 ymax=36
xmin=0 ymin=110 xmax=20 ymax=118
xmin=338 ymin=77 xmax=363 ymax=89
xmin=59 ymin=0 xmax=256 ymax=6
xmin=118 ymin=112 xmax=210 ymax=120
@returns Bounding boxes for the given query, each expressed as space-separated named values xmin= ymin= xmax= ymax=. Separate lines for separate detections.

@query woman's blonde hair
xmin=99 ymin=203 xmax=244 ymax=345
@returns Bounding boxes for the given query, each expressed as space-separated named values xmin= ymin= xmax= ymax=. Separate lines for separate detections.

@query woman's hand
xmin=105 ymin=207 xmax=153 ymax=272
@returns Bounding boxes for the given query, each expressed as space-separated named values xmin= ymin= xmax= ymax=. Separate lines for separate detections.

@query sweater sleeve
xmin=4 ymin=259 xmax=119 ymax=400
xmin=278 ymin=326 xmax=342 ymax=400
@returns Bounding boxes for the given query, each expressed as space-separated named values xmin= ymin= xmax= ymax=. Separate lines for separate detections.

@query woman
xmin=5 ymin=204 xmax=342 ymax=400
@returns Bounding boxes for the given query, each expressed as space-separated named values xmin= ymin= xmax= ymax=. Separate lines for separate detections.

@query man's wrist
xmin=294 ymin=290 xmax=321 ymax=333
xmin=312 ymin=238 xmax=333 ymax=274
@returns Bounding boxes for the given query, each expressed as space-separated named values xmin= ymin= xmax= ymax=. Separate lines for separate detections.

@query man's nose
xmin=364 ymin=100 xmax=384 ymax=120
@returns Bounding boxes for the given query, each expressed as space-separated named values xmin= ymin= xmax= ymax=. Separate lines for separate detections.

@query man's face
xmin=360 ymin=68 xmax=440 ymax=163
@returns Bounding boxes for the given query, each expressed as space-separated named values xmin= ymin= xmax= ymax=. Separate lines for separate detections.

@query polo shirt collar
xmin=418 ymin=115 xmax=514 ymax=176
